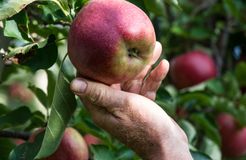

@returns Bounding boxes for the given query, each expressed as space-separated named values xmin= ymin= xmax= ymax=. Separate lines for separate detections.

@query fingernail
xmin=71 ymin=79 xmax=87 ymax=93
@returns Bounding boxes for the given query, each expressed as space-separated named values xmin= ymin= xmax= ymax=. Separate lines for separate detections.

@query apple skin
xmin=45 ymin=128 xmax=89 ymax=160
xmin=68 ymin=0 xmax=156 ymax=84
xmin=216 ymin=113 xmax=246 ymax=157
xmin=83 ymin=134 xmax=101 ymax=146
xmin=29 ymin=128 xmax=89 ymax=160
xmin=170 ymin=50 xmax=217 ymax=89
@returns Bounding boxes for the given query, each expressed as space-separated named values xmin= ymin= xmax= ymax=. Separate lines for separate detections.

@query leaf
xmin=0 ymin=138 xmax=15 ymax=160
xmin=235 ymin=62 xmax=246 ymax=87
xmin=28 ymin=85 xmax=48 ymax=107
xmin=44 ymin=0 xmax=71 ymax=19
xmin=177 ymin=92 xmax=213 ymax=107
xmin=0 ymin=55 xmax=4 ymax=82
xmin=179 ymin=120 xmax=196 ymax=144
xmin=191 ymin=150 xmax=213 ymax=160
xmin=0 ymin=106 xmax=32 ymax=129
xmin=190 ymin=114 xmax=221 ymax=145
xmin=200 ymin=137 xmax=221 ymax=160
xmin=0 ymin=0 xmax=36 ymax=20
xmin=91 ymin=145 xmax=116 ymax=160
xmin=11 ymin=10 xmax=32 ymax=41
xmin=35 ymin=71 xmax=76 ymax=159
xmin=9 ymin=130 xmax=44 ymax=160
xmin=21 ymin=35 xmax=58 ymax=72
xmin=3 ymin=20 xmax=27 ymax=41
xmin=143 ymin=0 xmax=165 ymax=16
xmin=46 ymin=70 xmax=56 ymax=106
xmin=165 ymin=0 xmax=181 ymax=10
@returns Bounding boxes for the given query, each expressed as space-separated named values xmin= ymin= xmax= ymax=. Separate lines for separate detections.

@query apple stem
xmin=128 ymin=48 xmax=139 ymax=58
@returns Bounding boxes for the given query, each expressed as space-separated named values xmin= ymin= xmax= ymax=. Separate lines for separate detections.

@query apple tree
xmin=0 ymin=0 xmax=246 ymax=160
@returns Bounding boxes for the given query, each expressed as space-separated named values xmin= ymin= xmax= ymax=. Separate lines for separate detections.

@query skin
xmin=216 ymin=113 xmax=246 ymax=157
xmin=68 ymin=0 xmax=155 ymax=84
xmin=70 ymin=42 xmax=193 ymax=160
xmin=170 ymin=51 xmax=217 ymax=89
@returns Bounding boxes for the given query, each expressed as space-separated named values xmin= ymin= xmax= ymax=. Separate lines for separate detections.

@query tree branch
xmin=0 ymin=130 xmax=31 ymax=140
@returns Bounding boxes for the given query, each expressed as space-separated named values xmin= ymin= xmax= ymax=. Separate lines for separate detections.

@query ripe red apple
xmin=216 ymin=113 xmax=246 ymax=157
xmin=68 ymin=0 xmax=156 ymax=84
xmin=29 ymin=128 xmax=89 ymax=160
xmin=170 ymin=50 xmax=217 ymax=89
xmin=83 ymin=134 xmax=101 ymax=146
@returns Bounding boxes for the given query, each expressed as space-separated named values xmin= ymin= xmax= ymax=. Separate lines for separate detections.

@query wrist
xmin=143 ymin=132 xmax=192 ymax=160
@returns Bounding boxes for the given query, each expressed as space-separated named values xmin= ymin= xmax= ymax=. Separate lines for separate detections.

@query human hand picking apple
xmin=70 ymin=42 xmax=193 ymax=160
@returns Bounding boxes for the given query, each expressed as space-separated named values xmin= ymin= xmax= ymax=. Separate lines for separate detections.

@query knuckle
xmin=88 ymin=85 xmax=106 ymax=105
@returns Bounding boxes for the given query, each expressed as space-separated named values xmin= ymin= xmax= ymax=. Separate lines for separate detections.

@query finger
xmin=150 ymin=41 xmax=163 ymax=65
xmin=141 ymin=60 xmax=169 ymax=100
xmin=70 ymin=78 xmax=128 ymax=114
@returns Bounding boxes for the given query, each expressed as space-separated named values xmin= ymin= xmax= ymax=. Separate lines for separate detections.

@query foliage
xmin=0 ymin=0 xmax=246 ymax=160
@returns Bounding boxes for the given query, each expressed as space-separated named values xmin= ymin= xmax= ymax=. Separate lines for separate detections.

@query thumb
xmin=70 ymin=78 xmax=128 ymax=110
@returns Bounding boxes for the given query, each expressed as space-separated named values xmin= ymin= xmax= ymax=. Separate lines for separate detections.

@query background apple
xmin=83 ymin=134 xmax=101 ymax=146
xmin=68 ymin=0 xmax=156 ymax=84
xmin=170 ymin=50 xmax=217 ymax=89
xmin=29 ymin=128 xmax=89 ymax=160
xmin=216 ymin=113 xmax=246 ymax=157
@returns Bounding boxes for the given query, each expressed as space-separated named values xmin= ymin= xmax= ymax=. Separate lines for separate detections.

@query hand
xmin=70 ymin=42 xmax=192 ymax=160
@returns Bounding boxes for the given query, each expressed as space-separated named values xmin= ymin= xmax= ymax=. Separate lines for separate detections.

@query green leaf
xmin=165 ymin=0 xmax=181 ymax=10
xmin=200 ymin=137 xmax=221 ymax=160
xmin=143 ymin=0 xmax=165 ymax=16
xmin=179 ymin=120 xmax=196 ymax=144
xmin=43 ymin=0 xmax=71 ymax=20
xmin=223 ymin=0 xmax=240 ymax=20
xmin=91 ymin=145 xmax=116 ymax=160
xmin=3 ymin=20 xmax=27 ymax=41
xmin=0 ymin=55 xmax=4 ymax=82
xmin=21 ymin=35 xmax=58 ymax=72
xmin=206 ymin=79 xmax=224 ymax=95
xmin=190 ymin=114 xmax=221 ymax=145
xmin=191 ymin=150 xmax=212 ymax=160
xmin=9 ymin=130 xmax=44 ymax=160
xmin=0 ymin=106 xmax=32 ymax=129
xmin=0 ymin=0 xmax=36 ymax=20
xmin=0 ymin=138 xmax=15 ymax=160
xmin=235 ymin=62 xmax=246 ymax=87
xmin=28 ymin=85 xmax=48 ymax=107
xmin=11 ymin=10 xmax=32 ymax=41
xmin=177 ymin=92 xmax=213 ymax=107
xmin=46 ymin=70 xmax=56 ymax=106
xmin=35 ymin=71 xmax=76 ymax=159
xmin=0 ymin=104 xmax=10 ymax=116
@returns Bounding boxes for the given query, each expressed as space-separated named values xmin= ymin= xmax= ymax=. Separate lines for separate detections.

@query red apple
xmin=68 ymin=0 xmax=156 ymax=84
xmin=170 ymin=50 xmax=217 ymax=89
xmin=29 ymin=128 xmax=89 ymax=160
xmin=216 ymin=113 xmax=246 ymax=157
xmin=8 ymin=83 xmax=33 ymax=103
xmin=83 ymin=134 xmax=101 ymax=146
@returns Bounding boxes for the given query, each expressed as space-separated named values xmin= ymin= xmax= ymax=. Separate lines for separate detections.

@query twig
xmin=0 ymin=130 xmax=31 ymax=140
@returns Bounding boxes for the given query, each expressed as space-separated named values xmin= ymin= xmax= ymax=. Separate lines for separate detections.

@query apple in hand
xmin=216 ymin=113 xmax=246 ymax=157
xmin=170 ymin=50 xmax=217 ymax=89
xmin=68 ymin=0 xmax=156 ymax=84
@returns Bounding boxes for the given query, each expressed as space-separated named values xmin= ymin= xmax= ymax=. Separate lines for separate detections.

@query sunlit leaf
xmin=0 ymin=0 xmax=36 ymax=20
xmin=35 ymin=71 xmax=76 ymax=159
